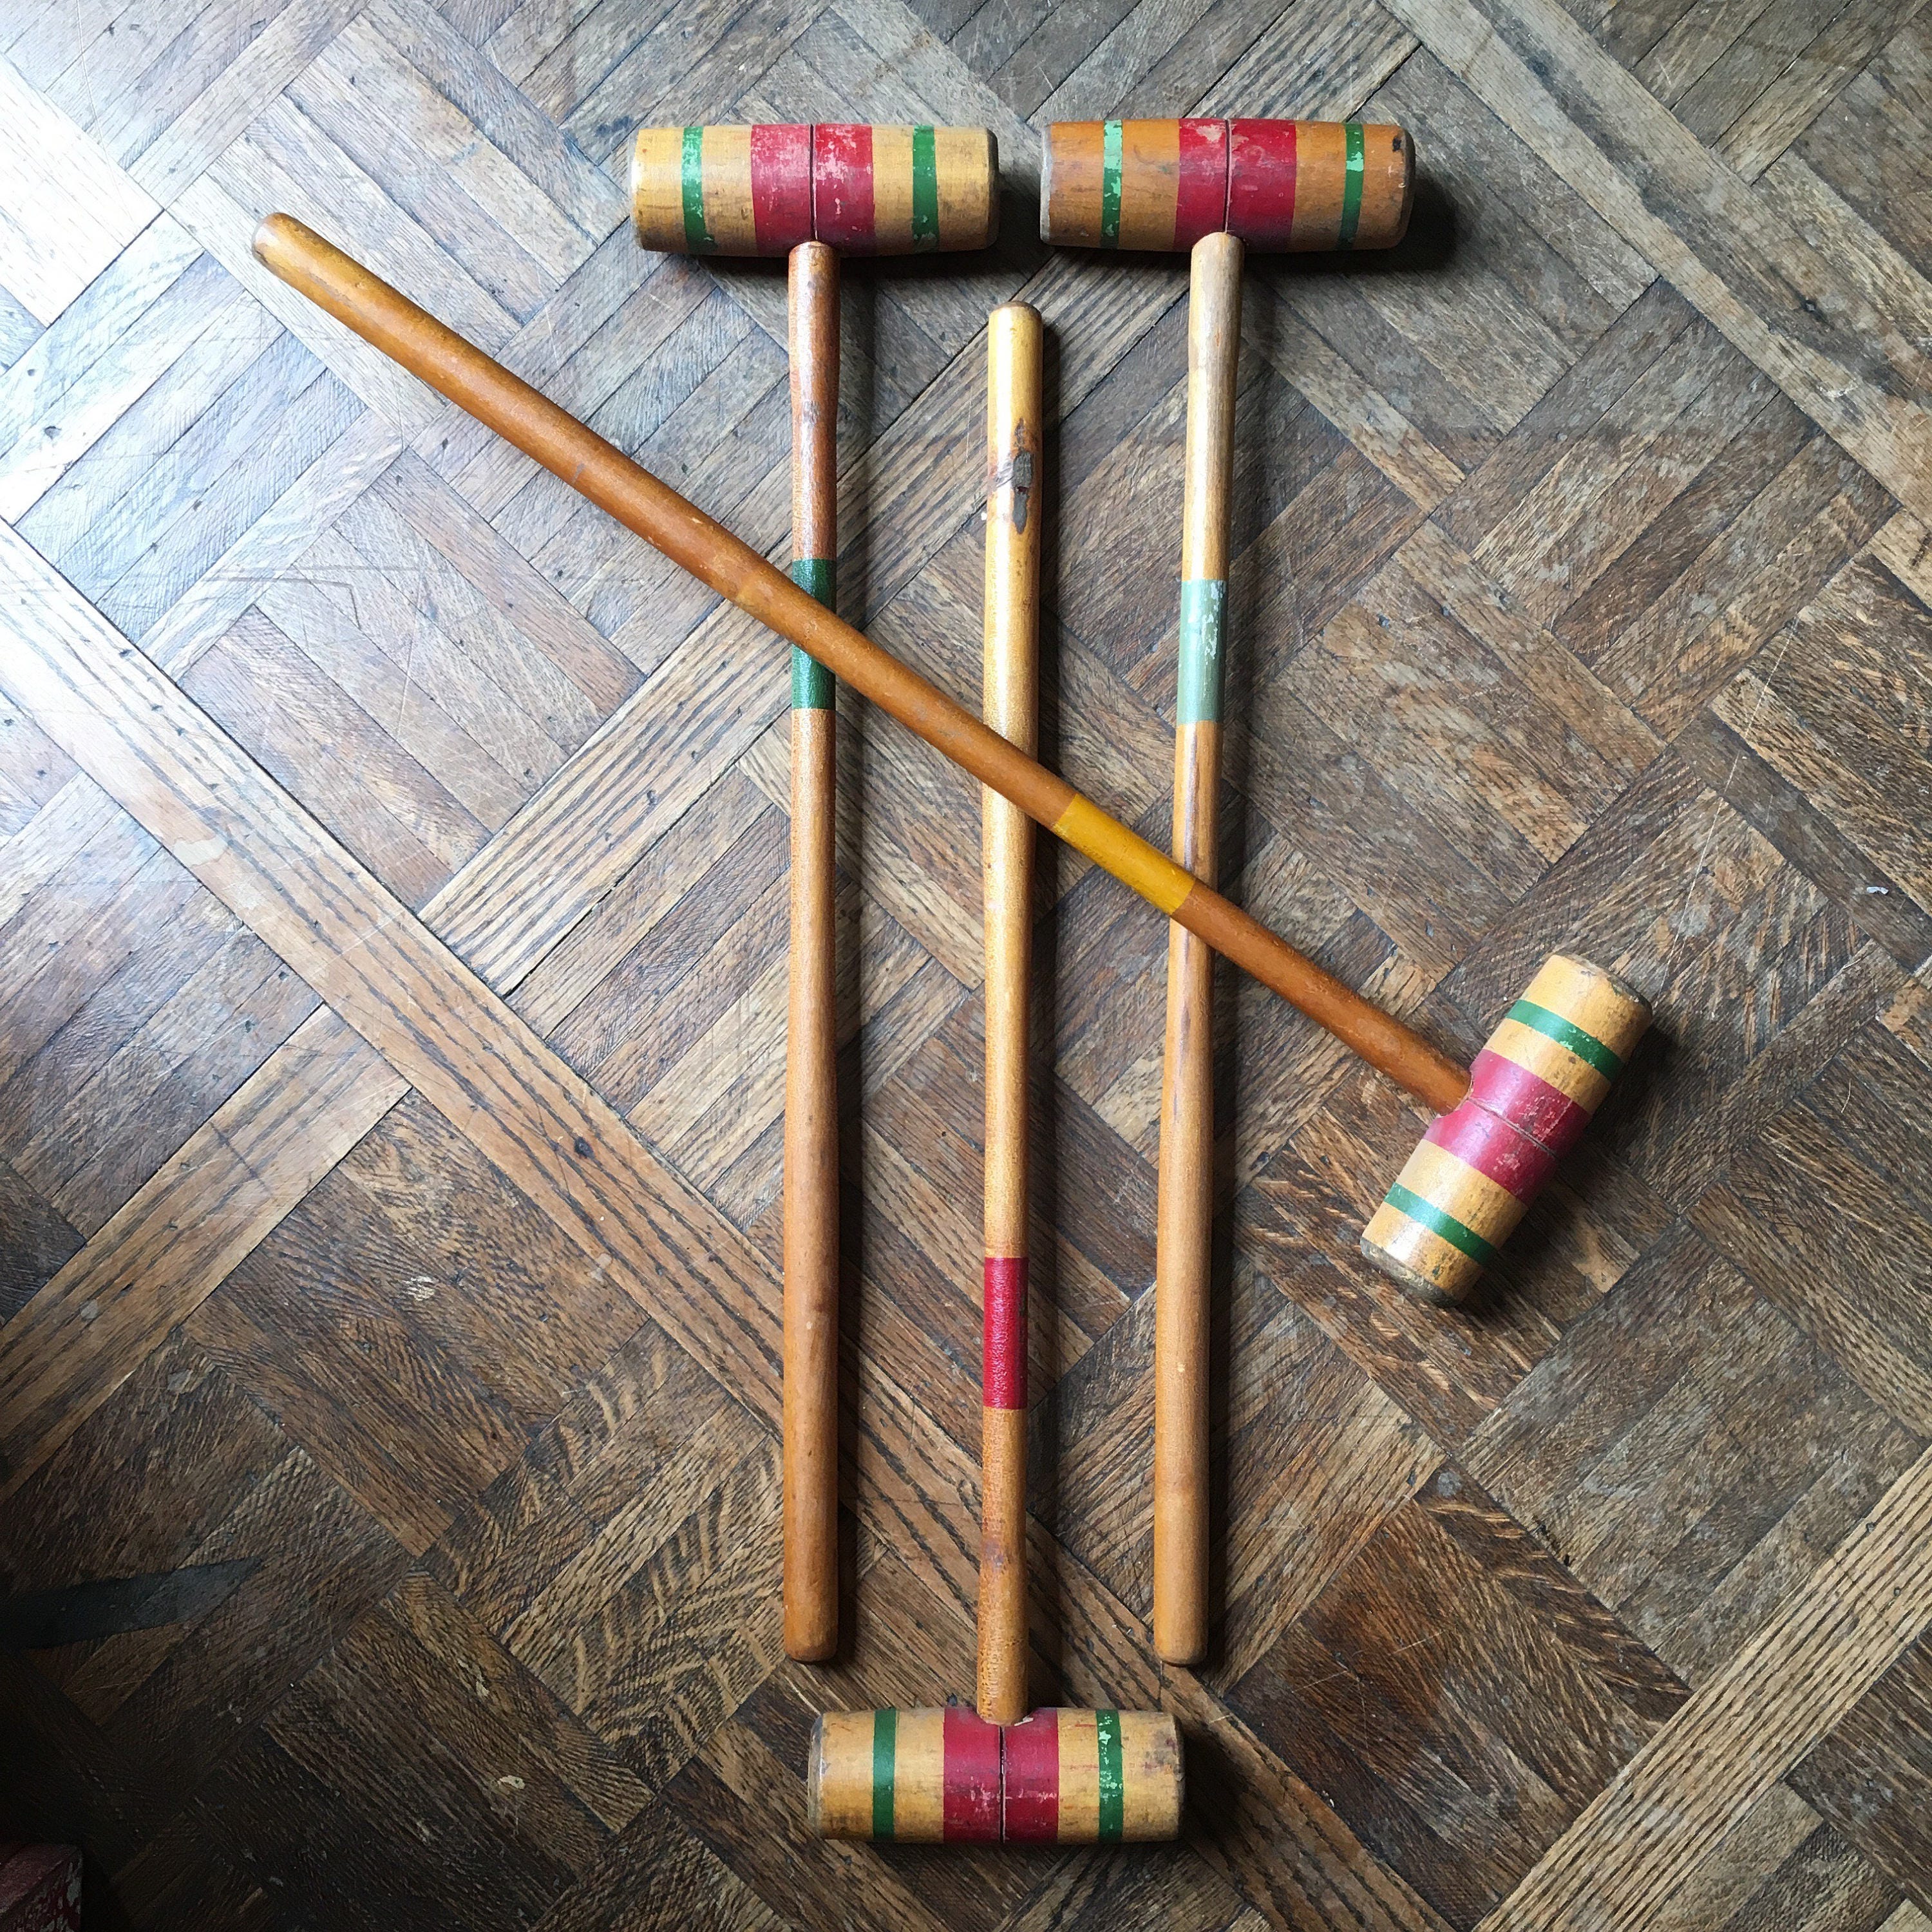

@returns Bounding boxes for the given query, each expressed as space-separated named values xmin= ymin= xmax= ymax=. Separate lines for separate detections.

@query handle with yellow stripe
xmin=249 ymin=212 xmax=1469 ymax=1118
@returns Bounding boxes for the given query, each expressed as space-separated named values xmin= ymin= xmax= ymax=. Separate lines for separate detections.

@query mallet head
xmin=1040 ymin=117 xmax=1413 ymax=252
xmin=808 ymin=1705 xmax=1183 ymax=1842
xmin=1362 ymin=954 xmax=1651 ymax=1305
xmin=632 ymin=124 xmax=999 ymax=256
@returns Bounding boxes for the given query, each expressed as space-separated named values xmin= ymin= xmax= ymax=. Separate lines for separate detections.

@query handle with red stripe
xmin=978 ymin=302 xmax=1041 ymax=1728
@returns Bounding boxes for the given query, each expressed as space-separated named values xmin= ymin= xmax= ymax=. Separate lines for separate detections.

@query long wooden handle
xmin=251 ymin=214 xmax=1468 ymax=1116
xmin=978 ymin=303 xmax=1041 ymax=1728
xmin=1154 ymin=232 xmax=1240 ymax=1667
xmin=784 ymin=241 xmax=840 ymax=1663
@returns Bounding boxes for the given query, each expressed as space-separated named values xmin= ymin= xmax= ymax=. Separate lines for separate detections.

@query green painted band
xmin=790 ymin=560 xmax=835 ymax=709
xmin=911 ymin=125 xmax=939 ymax=248
xmin=1177 ymin=578 xmax=1226 ymax=724
xmin=1337 ymin=123 xmax=1364 ymax=249
xmin=1506 ymin=999 xmax=1623 ymax=1079
xmin=871 ymin=1708 xmax=895 ymax=1839
xmin=791 ymin=647 xmax=832 ymax=710
xmin=1101 ymin=121 xmax=1122 ymax=245
xmin=1096 ymin=1709 xmax=1124 ymax=1842
xmin=1384 ymin=1184 xmax=1497 ymax=1266
xmin=680 ymin=126 xmax=713 ymax=252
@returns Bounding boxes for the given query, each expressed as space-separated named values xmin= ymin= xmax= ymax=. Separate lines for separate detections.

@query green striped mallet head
xmin=631 ymin=124 xmax=999 ymax=257
xmin=1040 ymin=118 xmax=1414 ymax=252
xmin=1362 ymin=954 xmax=1651 ymax=1305
xmin=808 ymin=1705 xmax=1182 ymax=1843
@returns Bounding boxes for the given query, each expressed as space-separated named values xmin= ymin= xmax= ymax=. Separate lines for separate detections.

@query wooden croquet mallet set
xmin=252 ymin=108 xmax=1651 ymax=1849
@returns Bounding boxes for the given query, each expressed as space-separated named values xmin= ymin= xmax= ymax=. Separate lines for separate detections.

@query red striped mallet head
xmin=1039 ymin=118 xmax=1413 ymax=252
xmin=631 ymin=124 xmax=999 ymax=256
xmin=808 ymin=1705 xmax=1183 ymax=1842
xmin=1362 ymin=954 xmax=1651 ymax=1305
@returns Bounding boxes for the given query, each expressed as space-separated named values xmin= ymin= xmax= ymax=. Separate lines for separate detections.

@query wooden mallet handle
xmin=978 ymin=303 xmax=1041 ymax=1728
xmin=784 ymin=240 xmax=840 ymax=1662
xmin=1153 ymin=231 xmax=1241 ymax=1667
xmin=250 ymin=215 xmax=1468 ymax=1116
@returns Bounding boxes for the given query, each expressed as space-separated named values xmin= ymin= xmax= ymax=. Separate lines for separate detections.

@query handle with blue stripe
xmin=1154 ymin=229 xmax=1242 ymax=1669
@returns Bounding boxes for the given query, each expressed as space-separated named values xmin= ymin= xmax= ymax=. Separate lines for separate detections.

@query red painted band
xmin=813 ymin=123 xmax=875 ymax=251
xmin=983 ymin=1256 xmax=1027 ymax=1410
xmin=748 ymin=123 xmax=813 ymax=252
xmin=942 ymin=1707 xmax=1002 ymax=1841
xmin=1002 ymin=1707 xmax=1059 ymax=1841
xmin=1425 ymin=1102 xmax=1558 ymax=1203
xmin=1227 ymin=118 xmax=1297 ymax=249
xmin=1468 ymin=1049 xmax=1591 ymax=1158
xmin=1175 ymin=118 xmax=1230 ymax=246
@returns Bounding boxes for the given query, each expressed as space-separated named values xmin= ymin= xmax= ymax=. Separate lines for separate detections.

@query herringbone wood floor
xmin=2 ymin=0 xmax=1931 ymax=1926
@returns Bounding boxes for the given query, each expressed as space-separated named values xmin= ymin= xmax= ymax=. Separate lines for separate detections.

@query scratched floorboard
xmin=1 ymin=1 xmax=1930 ymax=1927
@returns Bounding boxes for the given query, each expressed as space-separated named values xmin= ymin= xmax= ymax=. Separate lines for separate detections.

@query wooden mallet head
xmin=1040 ymin=117 xmax=1413 ymax=252
xmin=808 ymin=1706 xmax=1182 ymax=1842
xmin=1363 ymin=954 xmax=1651 ymax=1304
xmin=631 ymin=124 xmax=998 ymax=256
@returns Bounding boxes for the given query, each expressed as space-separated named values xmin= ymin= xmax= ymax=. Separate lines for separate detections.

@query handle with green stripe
xmin=782 ymin=239 xmax=841 ymax=1664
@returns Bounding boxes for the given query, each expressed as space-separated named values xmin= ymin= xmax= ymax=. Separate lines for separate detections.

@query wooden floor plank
xmin=1386 ymin=0 xmax=1932 ymax=522
xmin=0 ymin=1007 xmax=401 ymax=1495
xmin=0 ymin=521 xmax=787 ymax=1429
xmin=1482 ymin=1441 xmax=1932 ymax=1927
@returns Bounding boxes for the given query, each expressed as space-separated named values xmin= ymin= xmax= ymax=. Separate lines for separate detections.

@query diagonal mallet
xmin=251 ymin=216 xmax=1644 ymax=1336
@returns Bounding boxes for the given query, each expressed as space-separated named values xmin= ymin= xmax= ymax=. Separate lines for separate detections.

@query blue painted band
xmin=1177 ymin=578 xmax=1226 ymax=724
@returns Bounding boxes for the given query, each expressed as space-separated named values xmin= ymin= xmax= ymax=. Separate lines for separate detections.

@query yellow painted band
xmin=1488 ymin=1015 xmax=1613 ymax=1110
xmin=892 ymin=1707 xmax=946 ymax=1840
xmin=630 ymin=126 xmax=686 ymax=250
xmin=1520 ymin=954 xmax=1650 ymax=1062
xmin=700 ymin=126 xmax=758 ymax=252
xmin=813 ymin=1710 xmax=877 ymax=1837
xmin=871 ymin=124 xmax=915 ymax=249
xmin=1395 ymin=1140 xmax=1530 ymax=1247
xmin=1116 ymin=1712 xmax=1180 ymax=1839
xmin=1290 ymin=120 xmax=1347 ymax=248
xmin=1053 ymin=795 xmax=1194 ymax=916
xmin=932 ymin=126 xmax=995 ymax=246
xmin=1056 ymin=1708 xmax=1101 ymax=1841
xmin=1362 ymin=1201 xmax=1484 ymax=1298
xmin=1118 ymin=118 xmax=1180 ymax=250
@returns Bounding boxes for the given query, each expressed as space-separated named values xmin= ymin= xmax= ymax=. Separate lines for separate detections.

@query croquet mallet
xmin=251 ymin=216 xmax=1647 ymax=1347
xmin=1041 ymin=115 xmax=1414 ymax=1662
xmin=808 ymin=301 xmax=1180 ymax=1841
xmin=1040 ymin=120 xmax=1650 ymax=1314
xmin=632 ymin=124 xmax=998 ymax=1661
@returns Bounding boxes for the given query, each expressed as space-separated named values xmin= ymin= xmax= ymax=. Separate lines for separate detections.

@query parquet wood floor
xmin=1 ymin=0 xmax=1930 ymax=1925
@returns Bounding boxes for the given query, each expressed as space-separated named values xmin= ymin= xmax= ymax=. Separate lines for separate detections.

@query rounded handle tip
xmin=251 ymin=211 xmax=319 ymax=276
xmin=252 ymin=210 xmax=294 ymax=256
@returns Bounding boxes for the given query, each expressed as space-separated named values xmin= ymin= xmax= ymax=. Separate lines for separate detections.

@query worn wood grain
xmin=1484 ymin=1443 xmax=1932 ymax=1928
xmin=3 ymin=5 xmax=1931 ymax=1926
xmin=0 ymin=521 xmax=787 ymax=1420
